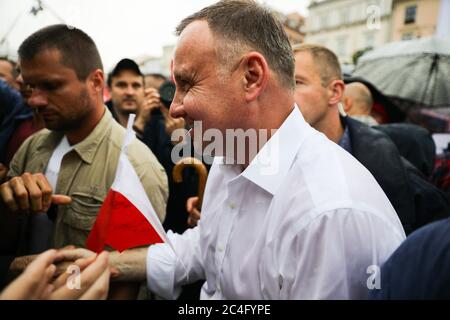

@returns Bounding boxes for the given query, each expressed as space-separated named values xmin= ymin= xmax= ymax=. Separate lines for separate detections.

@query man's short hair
xmin=292 ymin=43 xmax=342 ymax=87
xmin=107 ymin=58 xmax=144 ymax=87
xmin=18 ymin=24 xmax=103 ymax=81
xmin=0 ymin=56 xmax=18 ymax=79
xmin=176 ymin=0 xmax=295 ymax=90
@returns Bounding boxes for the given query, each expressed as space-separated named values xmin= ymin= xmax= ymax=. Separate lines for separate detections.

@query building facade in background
xmin=391 ymin=0 xmax=441 ymax=41
xmin=305 ymin=0 xmax=393 ymax=64
xmin=304 ymin=0 xmax=444 ymax=64
xmin=136 ymin=44 xmax=175 ymax=78
xmin=274 ymin=11 xmax=306 ymax=44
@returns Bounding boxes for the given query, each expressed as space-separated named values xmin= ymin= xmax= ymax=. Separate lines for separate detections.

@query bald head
xmin=344 ymin=82 xmax=373 ymax=116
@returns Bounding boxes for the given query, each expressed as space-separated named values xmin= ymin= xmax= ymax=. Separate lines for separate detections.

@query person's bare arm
xmin=109 ymin=247 xmax=148 ymax=282
xmin=8 ymin=255 xmax=38 ymax=280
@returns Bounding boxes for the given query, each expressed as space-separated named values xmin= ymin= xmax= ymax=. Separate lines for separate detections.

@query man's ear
xmin=328 ymin=80 xmax=345 ymax=107
xmin=241 ymin=52 xmax=268 ymax=103
xmin=87 ymin=69 xmax=105 ymax=94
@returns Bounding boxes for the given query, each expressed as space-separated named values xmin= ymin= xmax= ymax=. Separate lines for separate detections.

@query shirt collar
xmin=72 ymin=107 xmax=112 ymax=164
xmin=240 ymin=105 xmax=310 ymax=195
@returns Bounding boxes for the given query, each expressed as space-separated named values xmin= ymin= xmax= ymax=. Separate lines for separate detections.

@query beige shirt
xmin=8 ymin=108 xmax=168 ymax=249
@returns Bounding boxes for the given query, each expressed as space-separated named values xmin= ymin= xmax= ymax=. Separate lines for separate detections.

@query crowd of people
xmin=0 ymin=0 xmax=449 ymax=300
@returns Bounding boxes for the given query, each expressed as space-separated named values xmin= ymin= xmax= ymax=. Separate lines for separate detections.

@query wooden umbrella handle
xmin=172 ymin=157 xmax=208 ymax=209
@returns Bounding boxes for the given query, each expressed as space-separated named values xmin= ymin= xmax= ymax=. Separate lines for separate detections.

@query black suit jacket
xmin=344 ymin=117 xmax=449 ymax=234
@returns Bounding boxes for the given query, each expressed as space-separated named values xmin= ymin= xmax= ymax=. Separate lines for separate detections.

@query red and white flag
xmin=86 ymin=114 xmax=170 ymax=253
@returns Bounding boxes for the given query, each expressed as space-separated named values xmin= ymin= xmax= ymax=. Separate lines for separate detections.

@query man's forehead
xmin=178 ymin=20 xmax=212 ymax=42
xmin=175 ymin=21 xmax=217 ymax=56
xmin=295 ymin=51 xmax=314 ymax=64
xmin=21 ymin=48 xmax=62 ymax=63
xmin=19 ymin=51 xmax=76 ymax=83
xmin=295 ymin=52 xmax=320 ymax=74
xmin=19 ymin=49 xmax=64 ymax=73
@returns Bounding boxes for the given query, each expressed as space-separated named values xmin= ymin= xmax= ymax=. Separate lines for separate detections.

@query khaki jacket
xmin=8 ymin=108 xmax=168 ymax=248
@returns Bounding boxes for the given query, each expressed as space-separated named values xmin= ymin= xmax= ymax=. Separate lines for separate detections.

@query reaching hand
xmin=0 ymin=172 xmax=71 ymax=213
xmin=0 ymin=249 xmax=61 ymax=300
xmin=54 ymin=247 xmax=97 ymax=277
xmin=0 ymin=249 xmax=111 ymax=300
xmin=186 ymin=196 xmax=201 ymax=227
xmin=48 ymin=251 xmax=111 ymax=300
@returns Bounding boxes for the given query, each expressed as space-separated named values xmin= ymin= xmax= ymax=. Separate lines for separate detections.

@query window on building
xmin=404 ymin=5 xmax=417 ymax=24
xmin=402 ymin=32 xmax=415 ymax=40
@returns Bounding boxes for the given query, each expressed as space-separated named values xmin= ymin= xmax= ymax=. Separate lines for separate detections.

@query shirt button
xmin=218 ymin=245 xmax=224 ymax=252
xmin=229 ymin=202 xmax=236 ymax=209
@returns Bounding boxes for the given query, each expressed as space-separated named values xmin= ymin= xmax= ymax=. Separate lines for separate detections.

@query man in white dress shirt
xmin=62 ymin=0 xmax=405 ymax=299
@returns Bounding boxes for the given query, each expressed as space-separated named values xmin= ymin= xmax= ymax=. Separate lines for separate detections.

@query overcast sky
xmin=0 ymin=0 xmax=309 ymax=71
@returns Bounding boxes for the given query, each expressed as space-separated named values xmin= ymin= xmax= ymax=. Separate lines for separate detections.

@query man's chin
xmin=121 ymin=103 xmax=138 ymax=113
xmin=44 ymin=121 xmax=64 ymax=131
xmin=44 ymin=118 xmax=74 ymax=132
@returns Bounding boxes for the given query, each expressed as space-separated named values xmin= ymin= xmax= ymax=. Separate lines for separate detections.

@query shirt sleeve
xmin=279 ymin=208 xmax=404 ymax=299
xmin=146 ymin=227 xmax=205 ymax=300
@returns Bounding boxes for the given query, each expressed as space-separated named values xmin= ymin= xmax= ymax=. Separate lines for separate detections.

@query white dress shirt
xmin=147 ymin=106 xmax=406 ymax=300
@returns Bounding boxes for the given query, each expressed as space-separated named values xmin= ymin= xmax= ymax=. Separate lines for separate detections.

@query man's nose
xmin=27 ymin=88 xmax=48 ymax=108
xmin=169 ymin=91 xmax=186 ymax=119
xmin=125 ymin=85 xmax=135 ymax=95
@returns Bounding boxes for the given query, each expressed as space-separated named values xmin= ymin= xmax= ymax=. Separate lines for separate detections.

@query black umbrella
xmin=352 ymin=36 xmax=450 ymax=111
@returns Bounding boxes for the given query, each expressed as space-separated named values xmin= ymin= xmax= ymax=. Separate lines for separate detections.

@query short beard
xmin=46 ymin=88 xmax=93 ymax=132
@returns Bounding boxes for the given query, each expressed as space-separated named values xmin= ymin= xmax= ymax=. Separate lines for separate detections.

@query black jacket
xmin=374 ymin=123 xmax=436 ymax=178
xmin=344 ymin=117 xmax=449 ymax=234
xmin=344 ymin=117 xmax=415 ymax=233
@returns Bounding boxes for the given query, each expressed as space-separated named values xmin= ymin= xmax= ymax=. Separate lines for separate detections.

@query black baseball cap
xmin=107 ymin=58 xmax=143 ymax=87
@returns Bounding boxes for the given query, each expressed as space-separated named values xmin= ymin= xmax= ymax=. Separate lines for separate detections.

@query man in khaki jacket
xmin=0 ymin=25 xmax=168 ymax=298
